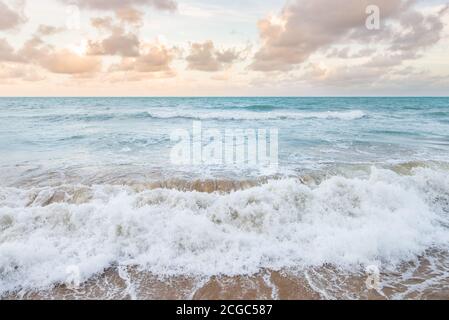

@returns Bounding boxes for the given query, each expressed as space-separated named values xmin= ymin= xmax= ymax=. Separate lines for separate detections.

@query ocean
xmin=1 ymin=97 xmax=449 ymax=299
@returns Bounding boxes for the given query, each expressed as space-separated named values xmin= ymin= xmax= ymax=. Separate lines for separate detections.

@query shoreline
xmin=5 ymin=257 xmax=449 ymax=300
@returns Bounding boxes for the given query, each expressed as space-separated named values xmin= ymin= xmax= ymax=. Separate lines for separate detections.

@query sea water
xmin=0 ymin=97 xmax=449 ymax=299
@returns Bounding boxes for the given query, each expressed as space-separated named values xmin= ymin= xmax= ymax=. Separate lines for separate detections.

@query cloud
xmin=0 ymin=38 xmax=23 ymax=62
xmin=186 ymin=41 xmax=243 ymax=72
xmin=16 ymin=36 xmax=48 ymax=63
xmin=0 ymin=0 xmax=26 ymax=30
xmin=39 ymin=49 xmax=101 ymax=74
xmin=360 ymin=7 xmax=447 ymax=69
xmin=88 ymin=12 xmax=177 ymax=76
xmin=0 ymin=36 xmax=46 ymax=82
xmin=326 ymin=47 xmax=376 ymax=59
xmin=36 ymin=25 xmax=65 ymax=36
xmin=90 ymin=16 xmax=114 ymax=30
xmin=301 ymin=62 xmax=448 ymax=94
xmin=115 ymin=7 xmax=144 ymax=26
xmin=250 ymin=0 xmax=445 ymax=72
xmin=87 ymin=16 xmax=141 ymax=57
xmin=110 ymin=43 xmax=176 ymax=74
xmin=0 ymin=63 xmax=44 ymax=82
xmin=1 ymin=9 xmax=175 ymax=79
xmin=0 ymin=64 xmax=25 ymax=79
xmin=389 ymin=8 xmax=446 ymax=54
xmin=12 ymin=33 xmax=102 ymax=75
xmin=88 ymin=32 xmax=140 ymax=57
xmin=58 ymin=0 xmax=177 ymax=11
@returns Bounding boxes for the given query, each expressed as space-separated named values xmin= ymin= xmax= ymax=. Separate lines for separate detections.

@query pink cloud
xmin=58 ymin=0 xmax=177 ymax=11
xmin=0 ymin=0 xmax=26 ymax=31
xmin=186 ymin=41 xmax=244 ymax=72
xmin=250 ymin=0 xmax=446 ymax=72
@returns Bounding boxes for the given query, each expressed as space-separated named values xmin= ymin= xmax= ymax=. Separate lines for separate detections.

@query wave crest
xmin=143 ymin=109 xmax=367 ymax=121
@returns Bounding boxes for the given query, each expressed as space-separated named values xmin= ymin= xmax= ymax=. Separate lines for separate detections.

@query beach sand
xmin=5 ymin=254 xmax=449 ymax=300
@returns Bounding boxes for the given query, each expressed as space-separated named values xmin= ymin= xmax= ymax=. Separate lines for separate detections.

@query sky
xmin=0 ymin=0 xmax=448 ymax=96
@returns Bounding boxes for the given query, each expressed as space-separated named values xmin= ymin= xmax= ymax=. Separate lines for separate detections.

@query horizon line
xmin=1 ymin=96 xmax=449 ymax=98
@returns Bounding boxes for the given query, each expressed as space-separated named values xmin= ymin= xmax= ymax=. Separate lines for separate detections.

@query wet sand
xmin=5 ymin=256 xmax=449 ymax=300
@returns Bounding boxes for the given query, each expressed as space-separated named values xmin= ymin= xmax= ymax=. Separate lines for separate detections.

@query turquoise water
xmin=0 ymin=97 xmax=448 ymax=183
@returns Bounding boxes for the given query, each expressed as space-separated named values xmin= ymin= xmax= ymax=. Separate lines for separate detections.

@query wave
xmin=226 ymin=104 xmax=277 ymax=111
xmin=9 ymin=109 xmax=366 ymax=123
xmin=1 ymin=166 xmax=448 ymax=295
xmin=142 ymin=109 xmax=367 ymax=121
xmin=45 ymin=113 xmax=116 ymax=122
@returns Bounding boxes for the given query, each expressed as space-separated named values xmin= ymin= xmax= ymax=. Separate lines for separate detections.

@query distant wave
xmin=142 ymin=110 xmax=367 ymax=121
xmin=227 ymin=104 xmax=277 ymax=111
xmin=10 ymin=109 xmax=367 ymax=123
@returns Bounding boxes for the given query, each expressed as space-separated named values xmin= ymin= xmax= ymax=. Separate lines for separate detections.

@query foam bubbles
xmin=144 ymin=109 xmax=367 ymax=121
xmin=0 ymin=166 xmax=448 ymax=295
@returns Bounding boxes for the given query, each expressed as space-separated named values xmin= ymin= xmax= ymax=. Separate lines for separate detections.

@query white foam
xmin=145 ymin=109 xmax=366 ymax=121
xmin=0 ymin=167 xmax=448 ymax=295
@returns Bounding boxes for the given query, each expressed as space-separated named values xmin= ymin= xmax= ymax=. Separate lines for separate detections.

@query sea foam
xmin=1 ymin=166 xmax=448 ymax=295
xmin=143 ymin=110 xmax=366 ymax=121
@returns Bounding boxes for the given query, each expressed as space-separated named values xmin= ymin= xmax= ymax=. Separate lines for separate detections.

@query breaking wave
xmin=142 ymin=109 xmax=367 ymax=121
xmin=1 ymin=166 xmax=448 ymax=296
